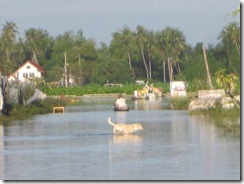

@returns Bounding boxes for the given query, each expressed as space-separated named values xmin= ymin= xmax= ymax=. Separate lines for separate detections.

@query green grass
xmin=41 ymin=83 xmax=170 ymax=96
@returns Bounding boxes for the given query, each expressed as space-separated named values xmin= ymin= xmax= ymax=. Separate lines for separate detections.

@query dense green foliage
xmin=0 ymin=20 xmax=240 ymax=90
xmin=41 ymin=82 xmax=170 ymax=96
xmin=0 ymin=98 xmax=66 ymax=122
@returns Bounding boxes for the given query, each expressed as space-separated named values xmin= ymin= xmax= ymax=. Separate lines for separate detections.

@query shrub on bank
xmin=0 ymin=98 xmax=66 ymax=121
xmin=169 ymin=97 xmax=192 ymax=110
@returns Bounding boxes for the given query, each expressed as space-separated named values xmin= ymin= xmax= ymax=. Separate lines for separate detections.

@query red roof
xmin=26 ymin=60 xmax=44 ymax=73
xmin=10 ymin=60 xmax=44 ymax=77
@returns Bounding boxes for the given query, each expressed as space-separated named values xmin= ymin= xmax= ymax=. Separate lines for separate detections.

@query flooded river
xmin=0 ymin=96 xmax=240 ymax=180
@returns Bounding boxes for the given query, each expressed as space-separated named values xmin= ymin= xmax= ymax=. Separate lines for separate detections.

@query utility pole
xmin=202 ymin=44 xmax=214 ymax=89
xmin=78 ymin=54 xmax=82 ymax=85
xmin=64 ymin=52 xmax=68 ymax=87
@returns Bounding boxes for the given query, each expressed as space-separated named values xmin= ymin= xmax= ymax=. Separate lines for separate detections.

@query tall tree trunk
xmin=149 ymin=58 xmax=152 ymax=79
xmin=167 ymin=58 xmax=170 ymax=81
xmin=128 ymin=52 xmax=132 ymax=69
xmin=140 ymin=45 xmax=149 ymax=79
xmin=177 ymin=63 xmax=181 ymax=74
xmin=148 ymin=53 xmax=152 ymax=79
xmin=78 ymin=54 xmax=83 ymax=85
xmin=32 ymin=50 xmax=38 ymax=63
xmin=128 ymin=52 xmax=136 ymax=78
xmin=6 ymin=50 xmax=10 ymax=63
xmin=234 ymin=40 xmax=240 ymax=55
xmin=64 ymin=52 xmax=68 ymax=87
xmin=167 ymin=57 xmax=173 ymax=82
xmin=202 ymin=44 xmax=214 ymax=89
xmin=163 ymin=60 xmax=166 ymax=83
xmin=170 ymin=62 xmax=174 ymax=81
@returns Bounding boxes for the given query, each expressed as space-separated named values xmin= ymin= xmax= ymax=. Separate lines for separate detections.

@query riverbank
xmin=0 ymin=98 xmax=66 ymax=123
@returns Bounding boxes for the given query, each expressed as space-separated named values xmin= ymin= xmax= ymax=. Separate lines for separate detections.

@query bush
xmin=0 ymin=98 xmax=66 ymax=121
xmin=169 ymin=97 xmax=191 ymax=110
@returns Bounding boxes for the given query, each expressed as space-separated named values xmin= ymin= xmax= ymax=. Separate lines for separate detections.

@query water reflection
xmin=134 ymin=98 xmax=169 ymax=110
xmin=188 ymin=115 xmax=240 ymax=179
xmin=108 ymin=133 xmax=143 ymax=180
xmin=1 ymin=97 xmax=240 ymax=180
xmin=0 ymin=124 xmax=3 ymax=179
xmin=111 ymin=134 xmax=143 ymax=144
xmin=115 ymin=111 xmax=127 ymax=124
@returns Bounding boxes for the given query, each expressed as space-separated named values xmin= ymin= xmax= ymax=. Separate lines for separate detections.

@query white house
xmin=8 ymin=60 xmax=44 ymax=83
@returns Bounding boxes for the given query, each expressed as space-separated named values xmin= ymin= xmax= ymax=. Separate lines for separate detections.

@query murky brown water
xmin=0 ymin=97 xmax=240 ymax=180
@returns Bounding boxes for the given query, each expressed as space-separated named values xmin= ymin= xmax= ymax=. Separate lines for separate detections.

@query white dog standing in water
xmin=108 ymin=117 xmax=143 ymax=134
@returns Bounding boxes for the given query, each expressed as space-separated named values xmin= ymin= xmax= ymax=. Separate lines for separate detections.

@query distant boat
xmin=132 ymin=81 xmax=162 ymax=100
xmin=113 ymin=106 xmax=129 ymax=111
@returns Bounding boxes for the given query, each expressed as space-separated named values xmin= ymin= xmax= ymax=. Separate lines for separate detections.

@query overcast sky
xmin=0 ymin=0 xmax=240 ymax=46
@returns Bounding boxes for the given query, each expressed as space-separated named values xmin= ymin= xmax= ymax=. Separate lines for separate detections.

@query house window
xmin=26 ymin=65 xmax=30 ymax=69
xmin=29 ymin=73 xmax=35 ymax=78
xmin=23 ymin=73 xmax=28 ymax=78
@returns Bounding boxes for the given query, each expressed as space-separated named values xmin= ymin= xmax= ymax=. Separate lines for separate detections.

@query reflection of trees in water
xmin=190 ymin=115 xmax=240 ymax=137
xmin=189 ymin=115 xmax=223 ymax=173
xmin=191 ymin=115 xmax=217 ymax=141
xmin=0 ymin=125 xmax=3 ymax=179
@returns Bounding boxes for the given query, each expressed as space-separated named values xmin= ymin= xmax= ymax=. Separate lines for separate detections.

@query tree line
xmin=0 ymin=20 xmax=240 ymax=89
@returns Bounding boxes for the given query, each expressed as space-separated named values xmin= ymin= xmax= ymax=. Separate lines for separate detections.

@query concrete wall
xmin=198 ymin=89 xmax=225 ymax=99
xmin=189 ymin=89 xmax=239 ymax=111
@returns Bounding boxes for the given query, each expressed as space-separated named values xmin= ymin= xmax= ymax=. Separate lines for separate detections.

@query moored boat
xmin=113 ymin=106 xmax=129 ymax=111
xmin=132 ymin=81 xmax=162 ymax=100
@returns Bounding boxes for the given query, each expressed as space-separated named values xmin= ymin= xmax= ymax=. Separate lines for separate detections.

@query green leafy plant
xmin=215 ymin=68 xmax=238 ymax=94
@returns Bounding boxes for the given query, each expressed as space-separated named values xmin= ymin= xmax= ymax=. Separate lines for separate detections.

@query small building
xmin=135 ymin=80 xmax=145 ymax=85
xmin=8 ymin=60 xmax=44 ymax=83
xmin=170 ymin=81 xmax=187 ymax=97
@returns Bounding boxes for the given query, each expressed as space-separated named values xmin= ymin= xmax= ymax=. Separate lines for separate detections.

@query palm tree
xmin=156 ymin=27 xmax=186 ymax=82
xmin=155 ymin=31 xmax=167 ymax=82
xmin=120 ymin=27 xmax=133 ymax=69
xmin=1 ymin=21 xmax=18 ymax=63
xmin=135 ymin=25 xmax=149 ymax=79
xmin=218 ymin=22 xmax=240 ymax=55
xmin=24 ymin=28 xmax=52 ymax=63
xmin=144 ymin=31 xmax=155 ymax=79
xmin=73 ymin=31 xmax=95 ymax=85
xmin=218 ymin=22 xmax=240 ymax=70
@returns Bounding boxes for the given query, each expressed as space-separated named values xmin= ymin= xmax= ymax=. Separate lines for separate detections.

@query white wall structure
xmin=8 ymin=61 xmax=44 ymax=83
xmin=170 ymin=81 xmax=187 ymax=97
